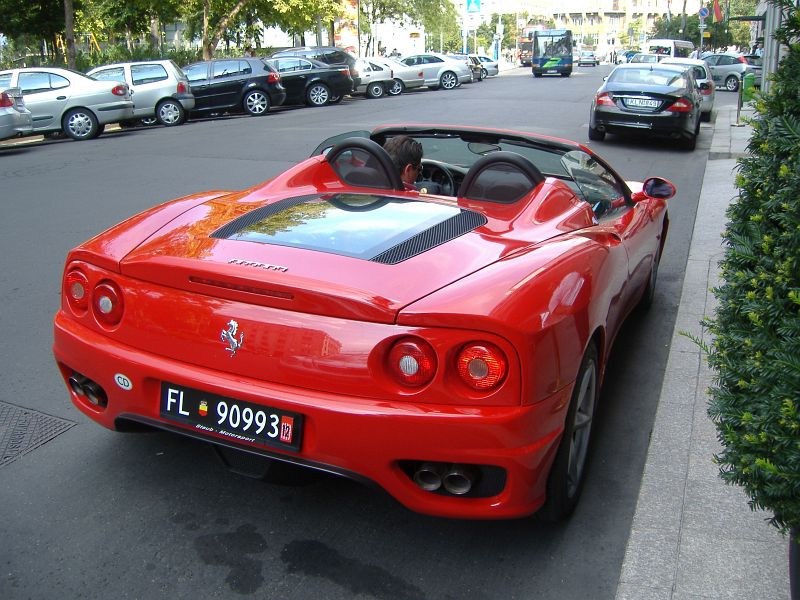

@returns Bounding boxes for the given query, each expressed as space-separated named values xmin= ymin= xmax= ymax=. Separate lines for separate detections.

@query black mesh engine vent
xmin=371 ymin=210 xmax=487 ymax=265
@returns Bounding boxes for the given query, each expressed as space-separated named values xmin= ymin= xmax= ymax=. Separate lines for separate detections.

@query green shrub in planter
xmin=705 ymin=0 xmax=800 ymax=535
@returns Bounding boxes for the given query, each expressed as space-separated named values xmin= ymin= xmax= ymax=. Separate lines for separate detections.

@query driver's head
xmin=384 ymin=135 xmax=423 ymax=186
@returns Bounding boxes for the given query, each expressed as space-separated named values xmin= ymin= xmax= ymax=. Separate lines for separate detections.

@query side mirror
xmin=631 ymin=177 xmax=677 ymax=202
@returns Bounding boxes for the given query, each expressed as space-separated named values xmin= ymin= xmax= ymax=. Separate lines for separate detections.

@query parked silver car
xmin=373 ymin=57 xmax=425 ymax=96
xmin=87 ymin=60 xmax=194 ymax=126
xmin=399 ymin=53 xmax=472 ymax=89
xmin=353 ymin=58 xmax=393 ymax=98
xmin=703 ymin=53 xmax=761 ymax=92
xmin=474 ymin=54 xmax=499 ymax=77
xmin=0 ymin=67 xmax=133 ymax=140
xmin=0 ymin=87 xmax=33 ymax=141
xmin=661 ymin=57 xmax=716 ymax=121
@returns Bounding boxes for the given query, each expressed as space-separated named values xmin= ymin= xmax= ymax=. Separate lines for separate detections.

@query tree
xmin=0 ymin=0 xmax=67 ymax=50
xmin=704 ymin=0 xmax=800 ymax=547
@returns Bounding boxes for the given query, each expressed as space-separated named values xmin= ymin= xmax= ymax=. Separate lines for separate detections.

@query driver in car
xmin=384 ymin=135 xmax=423 ymax=191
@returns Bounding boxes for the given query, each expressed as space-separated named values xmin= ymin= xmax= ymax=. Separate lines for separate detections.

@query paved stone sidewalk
xmin=615 ymin=105 xmax=791 ymax=600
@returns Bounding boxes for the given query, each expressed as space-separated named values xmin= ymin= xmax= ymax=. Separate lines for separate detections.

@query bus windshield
xmin=533 ymin=30 xmax=573 ymax=58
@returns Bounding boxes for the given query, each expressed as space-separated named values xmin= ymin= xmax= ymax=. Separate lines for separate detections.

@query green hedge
xmin=706 ymin=0 xmax=800 ymax=534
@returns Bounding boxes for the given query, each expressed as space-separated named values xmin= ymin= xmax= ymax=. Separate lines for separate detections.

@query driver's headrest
xmin=459 ymin=151 xmax=545 ymax=204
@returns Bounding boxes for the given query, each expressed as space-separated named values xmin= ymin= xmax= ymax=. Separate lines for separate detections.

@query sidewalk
xmin=615 ymin=105 xmax=791 ymax=599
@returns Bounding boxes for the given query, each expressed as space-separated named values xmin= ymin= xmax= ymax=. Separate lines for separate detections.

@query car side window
xmin=92 ymin=67 xmax=125 ymax=83
xmin=213 ymin=60 xmax=239 ymax=78
xmin=183 ymin=63 xmax=208 ymax=82
xmin=238 ymin=61 xmax=252 ymax=75
xmin=402 ymin=57 xmax=416 ymax=66
xmin=428 ymin=56 xmax=444 ymax=64
xmin=560 ymin=150 xmax=627 ymax=219
xmin=18 ymin=72 xmax=52 ymax=94
xmin=297 ymin=59 xmax=313 ymax=71
xmin=131 ymin=63 xmax=168 ymax=86
xmin=50 ymin=74 xmax=69 ymax=89
xmin=721 ymin=55 xmax=738 ymax=66
xmin=0 ymin=73 xmax=11 ymax=88
xmin=369 ymin=62 xmax=383 ymax=71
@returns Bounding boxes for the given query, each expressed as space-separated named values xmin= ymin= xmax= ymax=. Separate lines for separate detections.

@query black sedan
xmin=182 ymin=58 xmax=286 ymax=117
xmin=265 ymin=57 xmax=353 ymax=107
xmin=588 ymin=63 xmax=705 ymax=150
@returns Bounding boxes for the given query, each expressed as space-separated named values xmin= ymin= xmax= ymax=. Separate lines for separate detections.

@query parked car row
xmin=1 ymin=47 xmax=497 ymax=143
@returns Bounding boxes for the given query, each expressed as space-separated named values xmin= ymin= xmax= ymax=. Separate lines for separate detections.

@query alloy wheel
xmin=566 ymin=360 xmax=597 ymax=497
xmin=245 ymin=91 xmax=269 ymax=115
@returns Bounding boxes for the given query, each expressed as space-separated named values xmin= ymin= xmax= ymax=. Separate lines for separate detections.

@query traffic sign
xmin=699 ymin=6 xmax=709 ymax=18
xmin=466 ymin=0 xmax=480 ymax=13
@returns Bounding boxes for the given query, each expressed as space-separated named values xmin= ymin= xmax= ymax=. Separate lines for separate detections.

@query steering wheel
xmin=417 ymin=159 xmax=456 ymax=196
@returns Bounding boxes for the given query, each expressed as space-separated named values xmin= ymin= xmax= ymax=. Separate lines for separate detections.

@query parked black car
xmin=265 ymin=57 xmax=353 ymax=106
xmin=270 ymin=47 xmax=360 ymax=93
xmin=182 ymin=58 xmax=286 ymax=117
xmin=588 ymin=63 xmax=705 ymax=150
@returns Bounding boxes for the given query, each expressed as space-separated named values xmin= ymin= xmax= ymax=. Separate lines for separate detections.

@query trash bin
xmin=742 ymin=72 xmax=757 ymax=102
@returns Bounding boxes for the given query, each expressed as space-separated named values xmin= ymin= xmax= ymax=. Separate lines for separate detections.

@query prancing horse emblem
xmin=221 ymin=320 xmax=244 ymax=357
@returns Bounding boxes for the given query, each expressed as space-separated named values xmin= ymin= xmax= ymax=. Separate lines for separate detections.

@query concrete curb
xmin=614 ymin=105 xmax=790 ymax=600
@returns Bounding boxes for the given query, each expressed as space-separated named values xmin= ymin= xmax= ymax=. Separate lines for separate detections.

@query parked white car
xmin=87 ymin=60 xmax=194 ymax=126
xmin=373 ymin=57 xmax=425 ymax=96
xmin=0 ymin=87 xmax=33 ymax=141
xmin=474 ymin=54 xmax=499 ymax=77
xmin=399 ymin=53 xmax=472 ymax=90
xmin=0 ymin=67 xmax=133 ymax=140
xmin=353 ymin=58 xmax=394 ymax=98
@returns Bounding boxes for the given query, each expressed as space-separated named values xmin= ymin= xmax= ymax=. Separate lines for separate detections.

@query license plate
xmin=160 ymin=383 xmax=303 ymax=451
xmin=547 ymin=69 xmax=557 ymax=74
xmin=625 ymin=98 xmax=660 ymax=108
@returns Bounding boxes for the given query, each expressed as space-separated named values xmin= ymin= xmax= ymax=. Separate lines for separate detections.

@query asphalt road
xmin=0 ymin=65 xmax=736 ymax=599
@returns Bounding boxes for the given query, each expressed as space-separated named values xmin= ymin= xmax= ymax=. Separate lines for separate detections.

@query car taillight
xmin=65 ymin=269 xmax=90 ymax=312
xmin=388 ymin=338 xmax=437 ymax=387
xmin=667 ymin=98 xmax=693 ymax=112
xmin=93 ymin=280 xmax=124 ymax=326
xmin=595 ymin=92 xmax=615 ymax=106
xmin=738 ymin=56 xmax=747 ymax=63
xmin=701 ymin=85 xmax=713 ymax=95
xmin=177 ymin=81 xmax=187 ymax=94
xmin=417 ymin=71 xmax=423 ymax=77
xmin=267 ymin=72 xmax=280 ymax=83
xmin=0 ymin=92 xmax=12 ymax=108
xmin=111 ymin=84 xmax=128 ymax=96
xmin=456 ymin=343 xmax=507 ymax=391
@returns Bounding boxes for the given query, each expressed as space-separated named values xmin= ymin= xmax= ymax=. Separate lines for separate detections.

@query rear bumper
xmin=591 ymin=106 xmax=696 ymax=138
xmin=53 ymin=311 xmax=570 ymax=519
xmin=0 ymin=108 xmax=33 ymax=139
xmin=94 ymin=101 xmax=135 ymax=124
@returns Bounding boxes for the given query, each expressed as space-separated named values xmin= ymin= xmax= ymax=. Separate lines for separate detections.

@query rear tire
xmin=725 ymin=75 xmax=739 ymax=92
xmin=588 ymin=125 xmax=605 ymax=141
xmin=480 ymin=68 xmax=488 ymax=80
xmin=439 ymin=71 xmax=458 ymax=90
xmin=539 ymin=344 xmax=599 ymax=522
xmin=62 ymin=108 xmax=100 ymax=140
xmin=533 ymin=72 xmax=542 ymax=78
xmin=243 ymin=89 xmax=270 ymax=115
xmin=366 ymin=81 xmax=385 ymax=98
xmin=388 ymin=79 xmax=404 ymax=96
xmin=306 ymin=82 xmax=330 ymax=106
xmin=156 ymin=99 xmax=186 ymax=126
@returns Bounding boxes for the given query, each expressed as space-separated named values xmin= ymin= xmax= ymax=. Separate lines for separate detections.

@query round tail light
xmin=65 ymin=269 xmax=89 ymax=312
xmin=456 ymin=343 xmax=507 ymax=391
xmin=387 ymin=338 xmax=437 ymax=387
xmin=93 ymin=280 xmax=124 ymax=326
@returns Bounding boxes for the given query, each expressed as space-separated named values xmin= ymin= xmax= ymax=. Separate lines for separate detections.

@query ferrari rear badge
xmin=221 ymin=320 xmax=244 ymax=357
xmin=228 ymin=258 xmax=288 ymax=272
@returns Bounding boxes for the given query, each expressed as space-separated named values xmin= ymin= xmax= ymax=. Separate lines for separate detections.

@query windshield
xmin=609 ymin=67 xmax=687 ymax=87
xmin=534 ymin=33 xmax=571 ymax=57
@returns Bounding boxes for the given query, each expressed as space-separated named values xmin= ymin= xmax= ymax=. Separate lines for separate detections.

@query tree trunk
xmin=681 ymin=0 xmax=687 ymax=40
xmin=150 ymin=16 xmax=160 ymax=50
xmin=203 ymin=0 xmax=212 ymax=59
xmin=63 ymin=0 xmax=76 ymax=69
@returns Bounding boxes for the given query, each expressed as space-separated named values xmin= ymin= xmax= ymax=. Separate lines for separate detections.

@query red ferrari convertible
xmin=53 ymin=125 xmax=675 ymax=520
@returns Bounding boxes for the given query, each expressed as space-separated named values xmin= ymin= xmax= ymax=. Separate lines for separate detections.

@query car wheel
xmin=480 ymin=68 xmax=488 ymax=80
xmin=62 ymin=108 xmax=100 ymax=140
xmin=539 ymin=343 xmax=599 ymax=522
xmin=439 ymin=71 xmax=458 ymax=90
xmin=701 ymin=109 xmax=712 ymax=122
xmin=588 ymin=125 xmax=605 ymax=141
xmin=156 ymin=99 xmax=186 ymax=126
xmin=725 ymin=75 xmax=739 ymax=92
xmin=243 ymin=89 xmax=270 ymax=115
xmin=533 ymin=72 xmax=542 ymax=78
xmin=388 ymin=79 xmax=404 ymax=96
xmin=306 ymin=83 xmax=330 ymax=106
xmin=366 ymin=81 xmax=385 ymax=98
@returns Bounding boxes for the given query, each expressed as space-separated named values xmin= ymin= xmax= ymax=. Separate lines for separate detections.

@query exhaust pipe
xmin=413 ymin=462 xmax=445 ymax=491
xmin=68 ymin=374 xmax=88 ymax=396
xmin=443 ymin=464 xmax=477 ymax=496
xmin=82 ymin=380 xmax=107 ymax=407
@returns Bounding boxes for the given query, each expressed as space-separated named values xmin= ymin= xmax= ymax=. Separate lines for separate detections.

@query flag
xmin=713 ymin=0 xmax=723 ymax=22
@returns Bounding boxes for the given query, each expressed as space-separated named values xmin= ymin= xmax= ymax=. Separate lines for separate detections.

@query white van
xmin=642 ymin=39 xmax=695 ymax=58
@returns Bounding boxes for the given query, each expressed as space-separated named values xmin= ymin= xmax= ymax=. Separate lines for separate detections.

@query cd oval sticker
xmin=114 ymin=373 xmax=133 ymax=391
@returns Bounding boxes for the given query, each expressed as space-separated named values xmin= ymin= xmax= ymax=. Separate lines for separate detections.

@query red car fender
xmin=398 ymin=233 xmax=625 ymax=405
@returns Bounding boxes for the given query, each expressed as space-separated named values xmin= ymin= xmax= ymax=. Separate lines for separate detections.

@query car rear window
xmin=91 ymin=67 xmax=126 ymax=82
xmin=131 ymin=63 xmax=168 ymax=85
xmin=609 ymin=67 xmax=687 ymax=87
